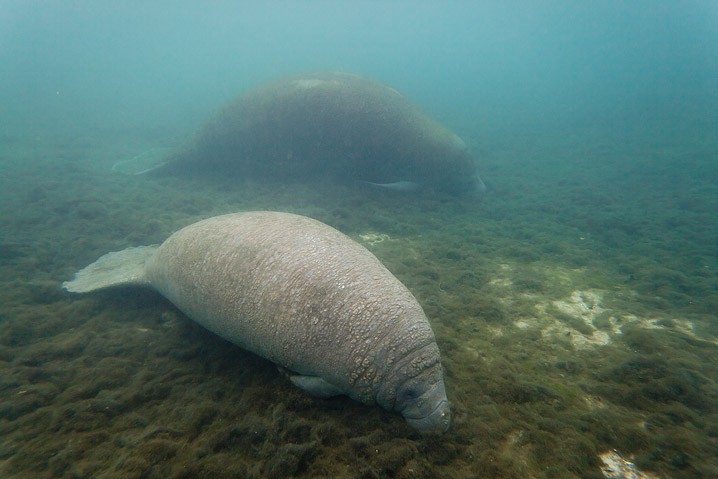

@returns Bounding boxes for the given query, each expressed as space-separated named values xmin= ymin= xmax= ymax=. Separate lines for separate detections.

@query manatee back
xmin=144 ymin=211 xmax=439 ymax=405
xmin=162 ymin=71 xmax=482 ymax=194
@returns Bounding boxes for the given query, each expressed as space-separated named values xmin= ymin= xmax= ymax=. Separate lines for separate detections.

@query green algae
xmin=1 ymin=124 xmax=717 ymax=479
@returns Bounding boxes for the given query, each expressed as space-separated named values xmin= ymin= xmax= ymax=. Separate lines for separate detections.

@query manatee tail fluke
xmin=63 ymin=245 xmax=159 ymax=293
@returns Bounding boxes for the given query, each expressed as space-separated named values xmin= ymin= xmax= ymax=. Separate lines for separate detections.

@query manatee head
xmin=376 ymin=340 xmax=451 ymax=434
xmin=395 ymin=367 xmax=451 ymax=433
xmin=409 ymin=128 xmax=485 ymax=196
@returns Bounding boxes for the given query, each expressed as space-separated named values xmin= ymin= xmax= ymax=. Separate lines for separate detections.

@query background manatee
xmin=63 ymin=211 xmax=451 ymax=433
xmin=155 ymin=71 xmax=485 ymax=194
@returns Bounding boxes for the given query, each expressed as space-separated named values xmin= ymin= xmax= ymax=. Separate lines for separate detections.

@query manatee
xmin=63 ymin=211 xmax=451 ymax=433
xmin=140 ymin=71 xmax=484 ymax=195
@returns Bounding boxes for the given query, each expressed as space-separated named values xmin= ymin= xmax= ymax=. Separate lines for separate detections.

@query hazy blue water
xmin=2 ymin=3 xmax=718 ymax=477
xmin=2 ymin=1 xmax=716 ymax=141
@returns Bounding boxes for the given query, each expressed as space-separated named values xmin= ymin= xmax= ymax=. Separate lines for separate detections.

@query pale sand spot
xmin=514 ymin=319 xmax=531 ymax=330
xmin=583 ymin=395 xmax=606 ymax=410
xmin=488 ymin=264 xmax=514 ymax=287
xmin=554 ymin=290 xmax=606 ymax=323
xmin=358 ymin=232 xmax=391 ymax=245
xmin=599 ymin=449 xmax=659 ymax=479
xmin=489 ymin=278 xmax=513 ymax=287
xmin=486 ymin=325 xmax=504 ymax=337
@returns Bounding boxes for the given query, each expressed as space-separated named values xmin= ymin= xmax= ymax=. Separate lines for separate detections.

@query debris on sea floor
xmin=600 ymin=450 xmax=659 ymax=479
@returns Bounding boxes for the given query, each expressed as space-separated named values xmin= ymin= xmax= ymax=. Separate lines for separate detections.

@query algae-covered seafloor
xmin=0 ymin=121 xmax=717 ymax=478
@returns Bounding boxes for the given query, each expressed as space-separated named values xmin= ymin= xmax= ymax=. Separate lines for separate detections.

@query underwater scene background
xmin=1 ymin=1 xmax=717 ymax=478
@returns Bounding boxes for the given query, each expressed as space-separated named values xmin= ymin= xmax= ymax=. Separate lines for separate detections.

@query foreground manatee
xmin=143 ymin=71 xmax=484 ymax=195
xmin=63 ymin=212 xmax=450 ymax=433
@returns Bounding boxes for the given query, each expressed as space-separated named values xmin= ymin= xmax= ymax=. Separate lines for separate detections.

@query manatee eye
xmin=399 ymin=387 xmax=419 ymax=401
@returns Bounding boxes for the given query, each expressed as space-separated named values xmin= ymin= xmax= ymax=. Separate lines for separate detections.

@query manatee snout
xmin=379 ymin=342 xmax=451 ymax=433
xmin=399 ymin=379 xmax=451 ymax=433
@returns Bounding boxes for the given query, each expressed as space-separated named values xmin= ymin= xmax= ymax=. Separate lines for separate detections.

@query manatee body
xmin=63 ymin=212 xmax=450 ymax=433
xmin=156 ymin=71 xmax=484 ymax=195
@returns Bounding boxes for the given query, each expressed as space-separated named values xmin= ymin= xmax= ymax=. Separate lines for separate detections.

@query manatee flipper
xmin=289 ymin=374 xmax=345 ymax=398
xmin=361 ymin=180 xmax=421 ymax=192
xmin=63 ymin=245 xmax=158 ymax=293
xmin=112 ymin=147 xmax=175 ymax=175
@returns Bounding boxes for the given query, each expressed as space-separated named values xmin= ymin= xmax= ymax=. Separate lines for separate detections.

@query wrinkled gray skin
xmin=145 ymin=212 xmax=450 ymax=433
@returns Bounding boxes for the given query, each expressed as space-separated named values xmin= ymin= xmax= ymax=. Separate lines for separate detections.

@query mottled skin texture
xmin=145 ymin=212 xmax=450 ymax=432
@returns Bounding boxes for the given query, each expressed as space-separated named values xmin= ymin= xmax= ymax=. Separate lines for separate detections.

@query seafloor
xmin=0 ymin=118 xmax=716 ymax=479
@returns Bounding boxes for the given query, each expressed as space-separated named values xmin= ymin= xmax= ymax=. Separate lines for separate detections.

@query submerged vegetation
xmin=0 ymin=119 xmax=716 ymax=478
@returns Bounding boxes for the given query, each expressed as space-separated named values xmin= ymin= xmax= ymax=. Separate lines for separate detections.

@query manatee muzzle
xmin=400 ymin=380 xmax=451 ymax=433
xmin=403 ymin=397 xmax=451 ymax=433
